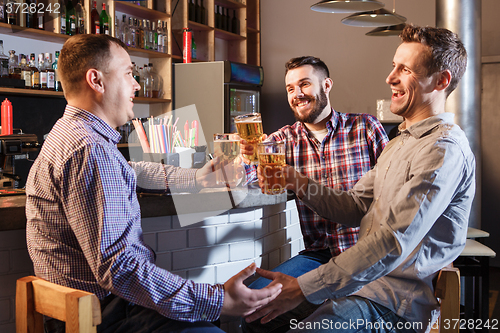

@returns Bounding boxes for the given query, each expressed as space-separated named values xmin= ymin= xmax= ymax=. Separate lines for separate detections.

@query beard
xmin=291 ymin=87 xmax=329 ymax=124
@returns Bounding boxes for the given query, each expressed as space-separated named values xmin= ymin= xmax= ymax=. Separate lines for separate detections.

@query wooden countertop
xmin=1 ymin=186 xmax=290 ymax=231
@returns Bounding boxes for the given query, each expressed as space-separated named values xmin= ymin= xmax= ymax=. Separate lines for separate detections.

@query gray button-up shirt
xmin=297 ymin=113 xmax=475 ymax=332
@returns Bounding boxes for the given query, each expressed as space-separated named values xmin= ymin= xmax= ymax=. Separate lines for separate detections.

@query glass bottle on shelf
xmin=127 ymin=17 xmax=134 ymax=47
xmin=156 ymin=20 xmax=162 ymax=53
xmin=200 ymin=0 xmax=206 ymax=25
xmin=134 ymin=18 xmax=141 ymax=49
xmin=28 ymin=53 xmax=39 ymax=89
xmin=146 ymin=20 xmax=153 ymax=50
xmin=194 ymin=0 xmax=200 ymax=23
xmin=152 ymin=21 xmax=158 ymax=51
xmin=90 ymin=0 xmax=100 ymax=34
xmin=188 ymin=0 xmax=195 ymax=22
xmin=20 ymin=55 xmax=32 ymax=89
xmin=75 ymin=0 xmax=85 ymax=34
xmin=38 ymin=53 xmax=47 ymax=90
xmin=100 ymin=3 xmax=110 ymax=35
xmin=231 ymin=10 xmax=238 ymax=34
xmin=8 ymin=50 xmax=21 ymax=79
xmin=60 ymin=0 xmax=66 ymax=34
xmin=132 ymin=62 xmax=140 ymax=97
xmin=45 ymin=53 xmax=55 ymax=91
xmin=142 ymin=64 xmax=152 ymax=98
xmin=148 ymin=62 xmax=162 ymax=98
xmin=162 ymin=21 xmax=168 ymax=54
xmin=114 ymin=15 xmax=120 ymax=40
xmin=25 ymin=0 xmax=35 ymax=28
xmin=7 ymin=0 xmax=18 ymax=26
xmin=141 ymin=19 xmax=148 ymax=49
xmin=191 ymin=34 xmax=196 ymax=60
xmin=214 ymin=5 xmax=220 ymax=29
xmin=66 ymin=0 xmax=76 ymax=35
xmin=52 ymin=51 xmax=62 ymax=92
xmin=36 ymin=1 xmax=45 ymax=30
xmin=0 ymin=41 xmax=9 ymax=78
xmin=121 ymin=15 xmax=129 ymax=44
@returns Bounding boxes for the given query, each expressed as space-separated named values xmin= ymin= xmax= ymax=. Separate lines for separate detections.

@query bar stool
xmin=453 ymin=238 xmax=496 ymax=332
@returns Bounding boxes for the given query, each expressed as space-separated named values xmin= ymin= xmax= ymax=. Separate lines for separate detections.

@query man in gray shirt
xmin=245 ymin=24 xmax=474 ymax=333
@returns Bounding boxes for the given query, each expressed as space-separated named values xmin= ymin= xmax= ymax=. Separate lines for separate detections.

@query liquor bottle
xmin=214 ymin=5 xmax=220 ymax=29
xmin=142 ymin=64 xmax=152 ymax=98
xmin=26 ymin=0 xmax=35 ymax=28
xmin=188 ymin=0 xmax=195 ymax=22
xmin=162 ymin=21 xmax=168 ymax=53
xmin=200 ymin=0 xmax=206 ymax=25
xmin=38 ymin=53 xmax=47 ymax=89
xmin=75 ymin=0 xmax=85 ymax=34
xmin=194 ymin=0 xmax=200 ymax=23
xmin=19 ymin=54 xmax=32 ymax=89
xmin=156 ymin=20 xmax=162 ymax=53
xmin=8 ymin=50 xmax=21 ymax=79
xmin=231 ymin=9 xmax=238 ymax=34
xmin=29 ymin=53 xmax=39 ymax=89
xmin=151 ymin=21 xmax=158 ymax=51
xmin=132 ymin=62 xmax=140 ymax=97
xmin=0 ymin=41 xmax=9 ymax=78
xmin=146 ymin=20 xmax=152 ymax=50
xmin=44 ymin=53 xmax=55 ymax=91
xmin=52 ymin=51 xmax=62 ymax=92
xmin=60 ymin=0 xmax=66 ymax=34
xmin=90 ymin=0 xmax=100 ymax=34
xmin=7 ymin=0 xmax=18 ymax=25
xmin=191 ymin=34 xmax=196 ymax=60
xmin=66 ymin=0 xmax=76 ymax=35
xmin=127 ymin=17 xmax=134 ymax=47
xmin=148 ymin=62 xmax=163 ymax=98
xmin=36 ymin=0 xmax=45 ymax=30
xmin=140 ymin=19 xmax=147 ymax=49
xmin=100 ymin=3 xmax=109 ymax=35
xmin=114 ymin=15 xmax=120 ymax=40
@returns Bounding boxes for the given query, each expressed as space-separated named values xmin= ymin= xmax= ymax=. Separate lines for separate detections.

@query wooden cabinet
xmin=1 ymin=0 xmax=260 ymax=116
xmin=171 ymin=0 xmax=260 ymax=65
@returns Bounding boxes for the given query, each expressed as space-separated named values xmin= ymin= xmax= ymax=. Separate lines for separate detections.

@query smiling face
xmin=100 ymin=43 xmax=141 ymax=128
xmin=386 ymin=42 xmax=442 ymax=122
xmin=285 ymin=65 xmax=330 ymax=124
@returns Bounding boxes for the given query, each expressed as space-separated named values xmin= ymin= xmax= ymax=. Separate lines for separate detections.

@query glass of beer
xmin=234 ymin=113 xmax=263 ymax=164
xmin=213 ymin=133 xmax=240 ymax=185
xmin=257 ymin=141 xmax=286 ymax=195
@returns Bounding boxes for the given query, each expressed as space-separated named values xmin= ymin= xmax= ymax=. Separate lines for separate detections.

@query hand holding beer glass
xmin=234 ymin=113 xmax=264 ymax=164
xmin=213 ymin=133 xmax=241 ymax=186
xmin=257 ymin=141 xmax=286 ymax=195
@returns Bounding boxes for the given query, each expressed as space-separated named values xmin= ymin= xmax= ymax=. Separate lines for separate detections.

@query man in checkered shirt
xmin=241 ymin=56 xmax=389 ymax=332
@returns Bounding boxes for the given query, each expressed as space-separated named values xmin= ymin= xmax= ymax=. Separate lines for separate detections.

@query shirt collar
xmin=399 ymin=113 xmax=455 ymax=139
xmin=63 ymin=105 xmax=122 ymax=144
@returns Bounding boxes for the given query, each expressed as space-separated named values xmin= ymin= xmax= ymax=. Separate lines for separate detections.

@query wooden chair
xmin=430 ymin=266 xmax=460 ymax=333
xmin=16 ymin=276 xmax=102 ymax=333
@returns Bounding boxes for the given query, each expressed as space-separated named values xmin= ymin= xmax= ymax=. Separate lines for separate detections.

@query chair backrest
xmin=430 ymin=266 xmax=460 ymax=333
xmin=16 ymin=276 xmax=102 ymax=333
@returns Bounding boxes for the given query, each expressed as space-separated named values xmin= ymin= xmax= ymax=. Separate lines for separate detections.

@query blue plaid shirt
xmin=26 ymin=106 xmax=224 ymax=322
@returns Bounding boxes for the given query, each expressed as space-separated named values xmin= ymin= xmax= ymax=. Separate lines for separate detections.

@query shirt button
xmin=322 ymin=156 xmax=326 ymax=160
xmin=201 ymin=314 xmax=207 ymax=320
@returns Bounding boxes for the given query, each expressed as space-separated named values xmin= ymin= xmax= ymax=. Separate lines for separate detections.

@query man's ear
xmin=436 ymin=69 xmax=452 ymax=92
xmin=323 ymin=77 xmax=333 ymax=94
xmin=86 ymin=68 xmax=104 ymax=93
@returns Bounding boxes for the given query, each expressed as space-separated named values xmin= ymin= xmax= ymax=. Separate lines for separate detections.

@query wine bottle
xmin=66 ymin=0 xmax=76 ymax=36
xmin=100 ymin=3 xmax=109 ymax=35
xmin=200 ymin=0 xmax=206 ymax=25
xmin=75 ymin=0 xmax=85 ymax=34
xmin=52 ymin=51 xmax=62 ymax=92
xmin=60 ymin=0 xmax=66 ymax=34
xmin=90 ymin=0 xmax=100 ymax=34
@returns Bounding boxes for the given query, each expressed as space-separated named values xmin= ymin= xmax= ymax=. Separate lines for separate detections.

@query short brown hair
xmin=285 ymin=56 xmax=330 ymax=80
xmin=400 ymin=24 xmax=467 ymax=97
xmin=59 ymin=34 xmax=128 ymax=96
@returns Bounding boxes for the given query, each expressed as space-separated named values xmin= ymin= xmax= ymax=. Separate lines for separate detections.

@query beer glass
xmin=213 ymin=133 xmax=240 ymax=185
xmin=257 ymin=141 xmax=286 ymax=195
xmin=234 ymin=113 xmax=263 ymax=164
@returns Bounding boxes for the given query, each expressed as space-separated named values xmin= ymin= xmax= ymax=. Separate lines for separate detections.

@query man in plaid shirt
xmin=242 ymin=56 xmax=388 ymax=332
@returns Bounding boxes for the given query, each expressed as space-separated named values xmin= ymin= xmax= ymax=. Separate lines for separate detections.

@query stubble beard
xmin=292 ymin=87 xmax=329 ymax=124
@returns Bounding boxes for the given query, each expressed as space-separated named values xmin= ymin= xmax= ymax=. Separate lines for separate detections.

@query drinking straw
xmin=132 ymin=119 xmax=150 ymax=153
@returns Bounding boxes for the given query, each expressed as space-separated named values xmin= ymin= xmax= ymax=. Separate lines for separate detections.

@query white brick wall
xmin=0 ymin=200 xmax=302 ymax=333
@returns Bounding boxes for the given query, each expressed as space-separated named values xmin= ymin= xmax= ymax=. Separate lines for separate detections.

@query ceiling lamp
xmin=310 ymin=0 xmax=385 ymax=14
xmin=341 ymin=8 xmax=406 ymax=27
xmin=366 ymin=23 xmax=406 ymax=36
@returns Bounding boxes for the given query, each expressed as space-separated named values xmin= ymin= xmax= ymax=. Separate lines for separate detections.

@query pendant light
xmin=366 ymin=23 xmax=406 ymax=36
xmin=310 ymin=0 xmax=385 ymax=14
xmin=341 ymin=0 xmax=406 ymax=27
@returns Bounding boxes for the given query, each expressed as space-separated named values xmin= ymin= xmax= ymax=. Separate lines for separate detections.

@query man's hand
xmin=195 ymin=156 xmax=244 ymax=190
xmin=239 ymin=134 xmax=268 ymax=165
xmin=244 ymin=268 xmax=306 ymax=324
xmin=257 ymin=165 xmax=309 ymax=198
xmin=221 ymin=263 xmax=282 ymax=317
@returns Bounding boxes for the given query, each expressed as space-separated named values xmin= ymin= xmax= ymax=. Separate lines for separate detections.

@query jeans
xmin=289 ymin=296 xmax=416 ymax=333
xmin=45 ymin=294 xmax=224 ymax=333
xmin=242 ymin=249 xmax=332 ymax=333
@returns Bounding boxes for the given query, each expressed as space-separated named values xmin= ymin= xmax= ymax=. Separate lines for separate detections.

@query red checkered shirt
xmin=246 ymin=110 xmax=388 ymax=256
